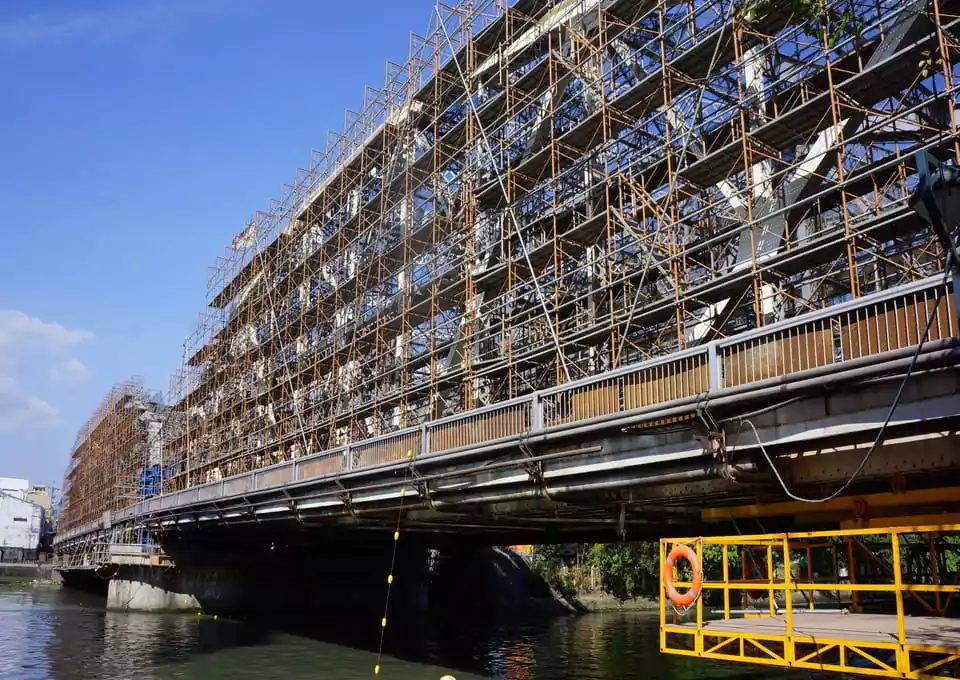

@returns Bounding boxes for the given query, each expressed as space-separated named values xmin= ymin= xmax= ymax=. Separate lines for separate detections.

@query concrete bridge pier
xmin=82 ymin=530 xmax=560 ymax=617
xmin=96 ymin=529 xmax=440 ymax=616
xmin=106 ymin=564 xmax=238 ymax=612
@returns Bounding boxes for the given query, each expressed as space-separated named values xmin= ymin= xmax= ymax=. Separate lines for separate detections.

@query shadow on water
xmin=1 ymin=586 xmax=825 ymax=680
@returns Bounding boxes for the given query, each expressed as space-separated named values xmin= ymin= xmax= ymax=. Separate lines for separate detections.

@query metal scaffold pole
xmin=161 ymin=0 xmax=960 ymax=491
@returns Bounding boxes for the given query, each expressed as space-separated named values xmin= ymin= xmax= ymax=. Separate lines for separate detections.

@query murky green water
xmin=0 ymin=586 xmax=808 ymax=679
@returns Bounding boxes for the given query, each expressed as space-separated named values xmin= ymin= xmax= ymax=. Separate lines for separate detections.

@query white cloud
xmin=0 ymin=310 xmax=94 ymax=350
xmin=0 ymin=1 xmax=238 ymax=48
xmin=49 ymin=358 xmax=91 ymax=383
xmin=0 ymin=376 xmax=60 ymax=431
xmin=0 ymin=310 xmax=93 ymax=432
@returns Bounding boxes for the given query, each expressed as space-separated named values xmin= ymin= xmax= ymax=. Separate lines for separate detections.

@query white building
xmin=0 ymin=477 xmax=43 ymax=563
xmin=0 ymin=477 xmax=28 ymax=499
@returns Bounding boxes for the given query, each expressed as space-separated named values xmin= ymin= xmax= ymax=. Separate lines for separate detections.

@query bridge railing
xmin=537 ymin=276 xmax=958 ymax=432
xmin=56 ymin=275 xmax=957 ymax=536
xmin=719 ymin=279 xmax=958 ymax=387
xmin=539 ymin=347 xmax=711 ymax=429
xmin=132 ymin=447 xmax=350 ymax=517
xmin=427 ymin=396 xmax=533 ymax=451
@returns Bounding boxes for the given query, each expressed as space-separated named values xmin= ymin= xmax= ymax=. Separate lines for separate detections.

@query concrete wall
xmin=59 ymin=568 xmax=109 ymax=595
xmin=103 ymin=560 xmax=414 ymax=614
xmin=152 ymin=528 xmax=439 ymax=617
xmin=94 ymin=528 xmax=441 ymax=615
xmin=0 ymin=563 xmax=40 ymax=581
xmin=431 ymin=546 xmax=571 ymax=616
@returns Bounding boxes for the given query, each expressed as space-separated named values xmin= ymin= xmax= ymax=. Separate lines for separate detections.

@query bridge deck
xmin=692 ymin=613 xmax=960 ymax=648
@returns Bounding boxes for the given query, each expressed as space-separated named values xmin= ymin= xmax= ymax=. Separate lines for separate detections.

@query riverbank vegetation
xmin=531 ymin=542 xmax=758 ymax=605
xmin=531 ymin=541 xmax=827 ymax=613
xmin=531 ymin=537 xmax=960 ymax=608
xmin=531 ymin=543 xmax=667 ymax=603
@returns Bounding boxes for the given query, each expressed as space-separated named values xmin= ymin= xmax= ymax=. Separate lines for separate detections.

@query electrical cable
xmin=738 ymin=269 xmax=950 ymax=503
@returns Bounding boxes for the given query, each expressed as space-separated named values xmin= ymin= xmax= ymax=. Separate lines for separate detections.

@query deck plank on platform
xmin=695 ymin=613 xmax=960 ymax=648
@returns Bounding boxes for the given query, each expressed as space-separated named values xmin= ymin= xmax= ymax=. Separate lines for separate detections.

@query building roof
xmin=0 ymin=478 xmax=29 ymax=494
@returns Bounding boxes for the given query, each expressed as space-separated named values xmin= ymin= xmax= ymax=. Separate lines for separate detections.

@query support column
xmin=106 ymin=565 xmax=240 ymax=612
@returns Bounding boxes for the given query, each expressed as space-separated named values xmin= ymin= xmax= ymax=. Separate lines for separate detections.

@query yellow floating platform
xmin=659 ymin=525 xmax=960 ymax=678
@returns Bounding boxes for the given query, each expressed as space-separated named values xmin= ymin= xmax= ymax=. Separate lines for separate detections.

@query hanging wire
xmin=737 ymin=269 xmax=950 ymax=503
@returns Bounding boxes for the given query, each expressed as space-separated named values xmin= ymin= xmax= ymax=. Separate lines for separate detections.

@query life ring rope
xmin=663 ymin=542 xmax=703 ymax=609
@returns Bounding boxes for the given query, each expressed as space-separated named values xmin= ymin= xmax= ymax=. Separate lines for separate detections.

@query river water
xmin=0 ymin=586 xmax=809 ymax=680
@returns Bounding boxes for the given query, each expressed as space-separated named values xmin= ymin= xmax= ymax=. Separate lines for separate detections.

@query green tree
xmin=586 ymin=542 xmax=661 ymax=600
xmin=530 ymin=540 xmax=748 ymax=604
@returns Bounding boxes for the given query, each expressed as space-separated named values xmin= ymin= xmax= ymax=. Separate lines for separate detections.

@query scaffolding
xmin=660 ymin=526 xmax=960 ymax=678
xmin=164 ymin=0 xmax=960 ymax=492
xmin=56 ymin=378 xmax=168 ymax=567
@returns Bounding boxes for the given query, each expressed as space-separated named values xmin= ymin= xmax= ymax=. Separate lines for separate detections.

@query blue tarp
xmin=138 ymin=464 xmax=174 ymax=498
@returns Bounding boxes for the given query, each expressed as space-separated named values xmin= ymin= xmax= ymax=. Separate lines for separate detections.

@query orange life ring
xmin=664 ymin=544 xmax=703 ymax=608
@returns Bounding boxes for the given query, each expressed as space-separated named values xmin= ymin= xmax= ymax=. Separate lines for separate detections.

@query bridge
xmin=54 ymin=276 xmax=960 ymax=605
xmin=51 ymin=0 xmax=960 ymax=675
xmin=58 ymin=277 xmax=960 ymax=546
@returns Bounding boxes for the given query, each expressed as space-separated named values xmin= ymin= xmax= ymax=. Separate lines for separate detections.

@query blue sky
xmin=0 ymin=0 xmax=438 ymax=489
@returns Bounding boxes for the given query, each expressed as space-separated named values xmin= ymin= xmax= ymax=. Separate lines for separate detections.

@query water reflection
xmin=0 ymin=587 xmax=813 ymax=679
